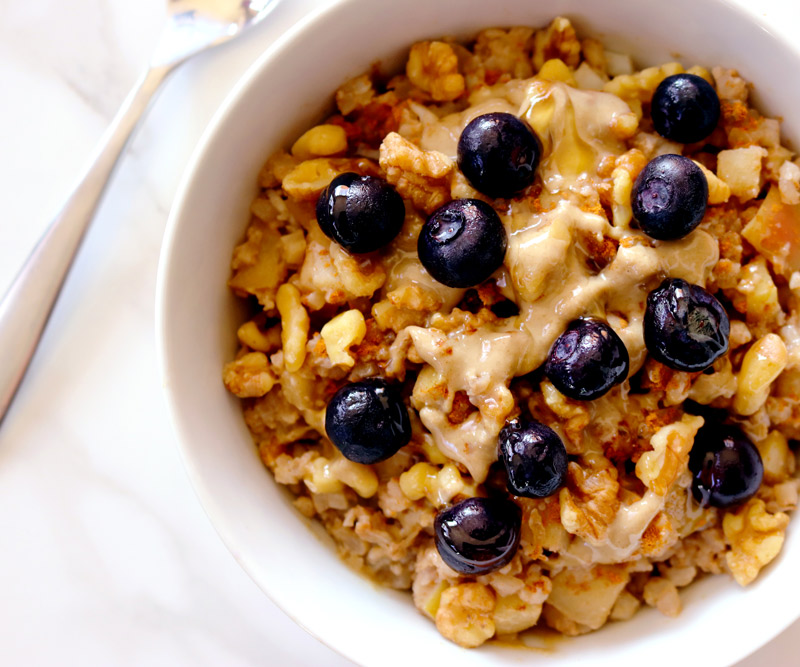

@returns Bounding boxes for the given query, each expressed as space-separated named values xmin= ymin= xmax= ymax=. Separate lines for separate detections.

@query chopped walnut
xmin=295 ymin=226 xmax=386 ymax=309
xmin=756 ymin=430 xmax=796 ymax=484
xmin=532 ymin=17 xmax=581 ymax=71
xmin=474 ymin=27 xmax=534 ymax=80
xmin=406 ymin=41 xmax=465 ymax=102
xmin=222 ymin=352 xmax=276 ymax=398
xmin=258 ymin=150 xmax=300 ymax=188
xmin=723 ymin=497 xmax=789 ymax=586
xmin=379 ymin=132 xmax=454 ymax=213
xmin=560 ymin=462 xmax=621 ymax=545
xmin=229 ymin=220 xmax=287 ymax=309
xmin=435 ymin=583 xmax=496 ymax=648
xmin=539 ymin=380 xmax=589 ymax=449
xmin=636 ymin=414 xmax=703 ymax=496
xmin=282 ymin=157 xmax=380 ymax=200
xmin=335 ymin=73 xmax=375 ymax=115
xmin=581 ymin=38 xmax=607 ymax=72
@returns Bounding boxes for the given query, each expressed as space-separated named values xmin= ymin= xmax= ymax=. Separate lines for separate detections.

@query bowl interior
xmin=157 ymin=1 xmax=800 ymax=665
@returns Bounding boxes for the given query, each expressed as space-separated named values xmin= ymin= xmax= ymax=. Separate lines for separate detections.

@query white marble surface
xmin=1 ymin=0 xmax=799 ymax=664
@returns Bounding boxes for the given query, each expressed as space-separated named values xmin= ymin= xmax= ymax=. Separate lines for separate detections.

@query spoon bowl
xmin=153 ymin=0 xmax=278 ymax=67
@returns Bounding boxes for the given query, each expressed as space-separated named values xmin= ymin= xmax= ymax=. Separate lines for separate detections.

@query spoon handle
xmin=0 ymin=64 xmax=170 ymax=423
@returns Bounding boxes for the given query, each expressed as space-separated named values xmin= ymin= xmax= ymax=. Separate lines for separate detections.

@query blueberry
xmin=498 ymin=418 xmax=568 ymax=498
xmin=689 ymin=423 xmax=764 ymax=508
xmin=631 ymin=154 xmax=708 ymax=240
xmin=651 ymin=73 xmax=721 ymax=144
xmin=457 ymin=112 xmax=541 ymax=198
xmin=434 ymin=497 xmax=521 ymax=575
xmin=325 ymin=378 xmax=411 ymax=464
xmin=316 ymin=172 xmax=405 ymax=253
xmin=644 ymin=278 xmax=730 ymax=372
xmin=544 ymin=318 xmax=630 ymax=401
xmin=418 ymin=199 xmax=507 ymax=288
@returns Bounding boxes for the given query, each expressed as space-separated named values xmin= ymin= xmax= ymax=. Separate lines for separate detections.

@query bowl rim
xmin=156 ymin=0 xmax=800 ymax=665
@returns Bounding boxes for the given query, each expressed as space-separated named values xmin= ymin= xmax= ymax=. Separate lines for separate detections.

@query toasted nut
xmin=407 ymin=41 xmax=465 ymax=101
xmin=276 ymin=283 xmax=310 ymax=372
xmin=291 ymin=124 xmax=348 ymax=160
xmin=435 ymin=583 xmax=496 ymax=648
xmin=756 ymin=430 xmax=795 ymax=484
xmin=329 ymin=456 xmax=379 ymax=498
xmin=305 ymin=456 xmax=345 ymax=494
xmin=693 ymin=160 xmax=731 ymax=204
xmin=237 ymin=322 xmax=281 ymax=353
xmin=723 ymin=497 xmax=789 ymax=585
xmin=734 ymin=334 xmax=788 ymax=416
xmin=320 ymin=309 xmax=367 ymax=367
xmin=222 ymin=351 xmax=276 ymax=398
xmin=537 ymin=58 xmax=575 ymax=85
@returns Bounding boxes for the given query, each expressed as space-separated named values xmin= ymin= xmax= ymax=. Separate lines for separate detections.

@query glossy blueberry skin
xmin=651 ymin=73 xmax=721 ymax=144
xmin=644 ymin=278 xmax=730 ymax=372
xmin=457 ymin=112 xmax=541 ymax=198
xmin=418 ymin=199 xmax=507 ymax=288
xmin=544 ymin=318 xmax=630 ymax=401
xmin=498 ymin=419 xmax=568 ymax=498
xmin=316 ymin=172 xmax=405 ymax=253
xmin=325 ymin=378 xmax=411 ymax=464
xmin=631 ymin=154 xmax=708 ymax=240
xmin=689 ymin=424 xmax=764 ymax=508
xmin=434 ymin=497 xmax=522 ymax=575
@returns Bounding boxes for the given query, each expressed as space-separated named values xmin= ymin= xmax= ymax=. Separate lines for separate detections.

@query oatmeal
xmin=222 ymin=18 xmax=800 ymax=647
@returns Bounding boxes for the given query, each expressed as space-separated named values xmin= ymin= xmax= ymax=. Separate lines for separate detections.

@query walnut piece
xmin=532 ymin=17 xmax=581 ymax=71
xmin=435 ymin=583 xmax=496 ymax=647
xmin=379 ymin=132 xmax=454 ymax=213
xmin=222 ymin=352 xmax=276 ymax=398
xmin=406 ymin=41 xmax=465 ymax=102
xmin=335 ymin=73 xmax=375 ymax=115
xmin=636 ymin=414 xmax=704 ymax=496
xmin=559 ymin=462 xmax=620 ymax=545
xmin=723 ymin=497 xmax=789 ymax=586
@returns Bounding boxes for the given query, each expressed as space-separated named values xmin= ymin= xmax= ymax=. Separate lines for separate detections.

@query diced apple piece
xmin=743 ymin=185 xmax=800 ymax=276
xmin=546 ymin=565 xmax=629 ymax=630
xmin=717 ymin=146 xmax=767 ymax=201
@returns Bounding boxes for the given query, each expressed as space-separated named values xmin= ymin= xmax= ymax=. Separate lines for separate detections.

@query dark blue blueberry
xmin=644 ymin=278 xmax=730 ymax=372
xmin=316 ymin=172 xmax=405 ymax=253
xmin=457 ymin=112 xmax=541 ymax=198
xmin=631 ymin=154 xmax=708 ymax=240
xmin=434 ymin=497 xmax=521 ymax=575
xmin=498 ymin=418 xmax=567 ymax=498
xmin=418 ymin=199 xmax=507 ymax=288
xmin=689 ymin=423 xmax=763 ymax=508
xmin=651 ymin=73 xmax=721 ymax=144
xmin=325 ymin=378 xmax=411 ymax=464
xmin=544 ymin=318 xmax=630 ymax=401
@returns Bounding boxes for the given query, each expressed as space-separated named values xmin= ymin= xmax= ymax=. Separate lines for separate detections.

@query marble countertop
xmin=1 ymin=1 xmax=798 ymax=664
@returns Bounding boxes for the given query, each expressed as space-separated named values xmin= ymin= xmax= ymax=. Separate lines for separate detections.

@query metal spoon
xmin=0 ymin=0 xmax=278 ymax=422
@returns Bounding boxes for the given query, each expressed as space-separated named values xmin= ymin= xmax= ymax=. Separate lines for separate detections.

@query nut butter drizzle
xmin=387 ymin=79 xmax=719 ymax=487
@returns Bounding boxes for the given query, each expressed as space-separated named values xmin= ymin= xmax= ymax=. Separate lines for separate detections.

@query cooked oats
xmin=223 ymin=17 xmax=799 ymax=648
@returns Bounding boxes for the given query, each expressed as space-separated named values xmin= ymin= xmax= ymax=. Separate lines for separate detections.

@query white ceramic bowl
xmin=157 ymin=1 xmax=800 ymax=664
